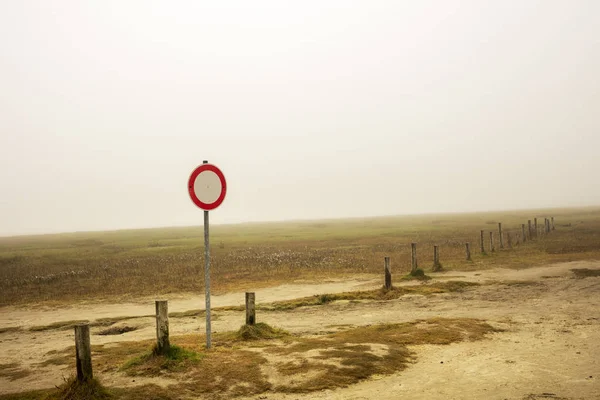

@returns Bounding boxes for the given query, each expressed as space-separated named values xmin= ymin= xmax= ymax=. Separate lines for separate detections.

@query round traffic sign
xmin=188 ymin=163 xmax=227 ymax=210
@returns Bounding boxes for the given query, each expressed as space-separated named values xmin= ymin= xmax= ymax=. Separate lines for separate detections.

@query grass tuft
xmin=121 ymin=344 xmax=202 ymax=375
xmin=236 ymin=323 xmax=290 ymax=341
xmin=401 ymin=268 xmax=431 ymax=281
xmin=45 ymin=376 xmax=112 ymax=400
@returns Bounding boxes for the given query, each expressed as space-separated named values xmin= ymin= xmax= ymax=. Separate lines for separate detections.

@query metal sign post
xmin=188 ymin=160 xmax=227 ymax=349
xmin=203 ymin=208 xmax=211 ymax=348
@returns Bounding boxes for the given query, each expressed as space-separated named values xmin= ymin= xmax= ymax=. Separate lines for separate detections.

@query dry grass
xmin=29 ymin=320 xmax=90 ymax=332
xmin=1 ymin=207 xmax=599 ymax=306
xmin=265 ymin=317 xmax=498 ymax=392
xmin=97 ymin=325 xmax=138 ymax=336
xmin=235 ymin=322 xmax=290 ymax=340
xmin=45 ymin=376 xmax=113 ymax=400
xmin=0 ymin=318 xmax=501 ymax=399
xmin=11 ymin=281 xmax=478 ymax=336
xmin=570 ymin=268 xmax=600 ymax=278
xmin=0 ymin=326 xmax=21 ymax=334
xmin=0 ymin=363 xmax=32 ymax=381
xmin=29 ymin=316 xmax=144 ymax=333
xmin=120 ymin=344 xmax=203 ymax=375
xmin=262 ymin=281 xmax=479 ymax=311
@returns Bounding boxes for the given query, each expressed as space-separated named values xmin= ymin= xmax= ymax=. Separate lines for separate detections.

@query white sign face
xmin=188 ymin=163 xmax=227 ymax=211
xmin=193 ymin=169 xmax=223 ymax=205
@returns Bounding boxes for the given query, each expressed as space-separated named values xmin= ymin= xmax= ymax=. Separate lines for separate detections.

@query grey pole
xmin=203 ymin=160 xmax=212 ymax=349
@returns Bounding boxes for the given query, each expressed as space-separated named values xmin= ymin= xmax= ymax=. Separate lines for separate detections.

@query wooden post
xmin=465 ymin=243 xmax=471 ymax=261
xmin=74 ymin=324 xmax=93 ymax=382
xmin=155 ymin=300 xmax=170 ymax=354
xmin=498 ymin=223 xmax=504 ymax=249
xmin=411 ymin=243 xmax=418 ymax=273
xmin=546 ymin=218 xmax=551 ymax=233
xmin=522 ymin=224 xmax=527 ymax=242
xmin=551 ymin=217 xmax=555 ymax=231
xmin=507 ymin=232 xmax=512 ymax=249
xmin=528 ymin=220 xmax=532 ymax=239
xmin=480 ymin=230 xmax=485 ymax=253
xmin=489 ymin=231 xmax=495 ymax=252
xmin=245 ymin=292 xmax=256 ymax=325
xmin=432 ymin=245 xmax=441 ymax=271
xmin=534 ymin=218 xmax=538 ymax=238
xmin=384 ymin=256 xmax=392 ymax=290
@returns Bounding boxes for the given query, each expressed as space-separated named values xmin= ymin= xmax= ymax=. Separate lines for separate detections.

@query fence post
xmin=155 ymin=300 xmax=170 ymax=354
xmin=465 ymin=243 xmax=471 ymax=261
xmin=74 ymin=324 xmax=93 ymax=382
xmin=534 ymin=218 xmax=538 ymax=238
xmin=432 ymin=245 xmax=441 ymax=271
xmin=551 ymin=217 xmax=555 ymax=231
xmin=480 ymin=230 xmax=485 ymax=253
xmin=384 ymin=257 xmax=392 ymax=289
xmin=245 ymin=292 xmax=256 ymax=325
xmin=547 ymin=218 xmax=551 ymax=233
xmin=411 ymin=243 xmax=418 ymax=273
xmin=507 ymin=232 xmax=512 ymax=249
xmin=522 ymin=224 xmax=527 ymax=242
xmin=528 ymin=220 xmax=532 ymax=239
xmin=498 ymin=223 xmax=504 ymax=249
xmin=489 ymin=231 xmax=495 ymax=252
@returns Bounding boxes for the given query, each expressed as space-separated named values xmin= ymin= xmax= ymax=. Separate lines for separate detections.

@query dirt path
xmin=0 ymin=278 xmax=379 ymax=330
xmin=1 ymin=261 xmax=599 ymax=399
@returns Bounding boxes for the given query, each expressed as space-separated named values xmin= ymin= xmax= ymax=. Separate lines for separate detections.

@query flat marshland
xmin=0 ymin=207 xmax=599 ymax=400
xmin=1 ymin=207 xmax=599 ymax=306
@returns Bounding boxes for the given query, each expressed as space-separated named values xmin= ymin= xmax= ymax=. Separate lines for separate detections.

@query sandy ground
xmin=1 ymin=260 xmax=599 ymax=399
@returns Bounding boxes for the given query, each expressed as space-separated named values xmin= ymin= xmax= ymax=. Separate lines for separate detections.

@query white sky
xmin=1 ymin=1 xmax=599 ymax=236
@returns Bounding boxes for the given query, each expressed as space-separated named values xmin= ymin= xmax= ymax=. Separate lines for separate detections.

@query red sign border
xmin=188 ymin=164 xmax=227 ymax=211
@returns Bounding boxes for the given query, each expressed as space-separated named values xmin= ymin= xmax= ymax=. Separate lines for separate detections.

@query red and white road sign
xmin=188 ymin=163 xmax=227 ymax=211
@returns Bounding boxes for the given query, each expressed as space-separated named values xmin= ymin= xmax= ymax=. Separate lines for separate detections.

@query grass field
xmin=1 ymin=207 xmax=599 ymax=306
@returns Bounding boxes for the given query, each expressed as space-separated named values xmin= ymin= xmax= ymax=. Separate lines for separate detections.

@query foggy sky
xmin=1 ymin=1 xmax=599 ymax=236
